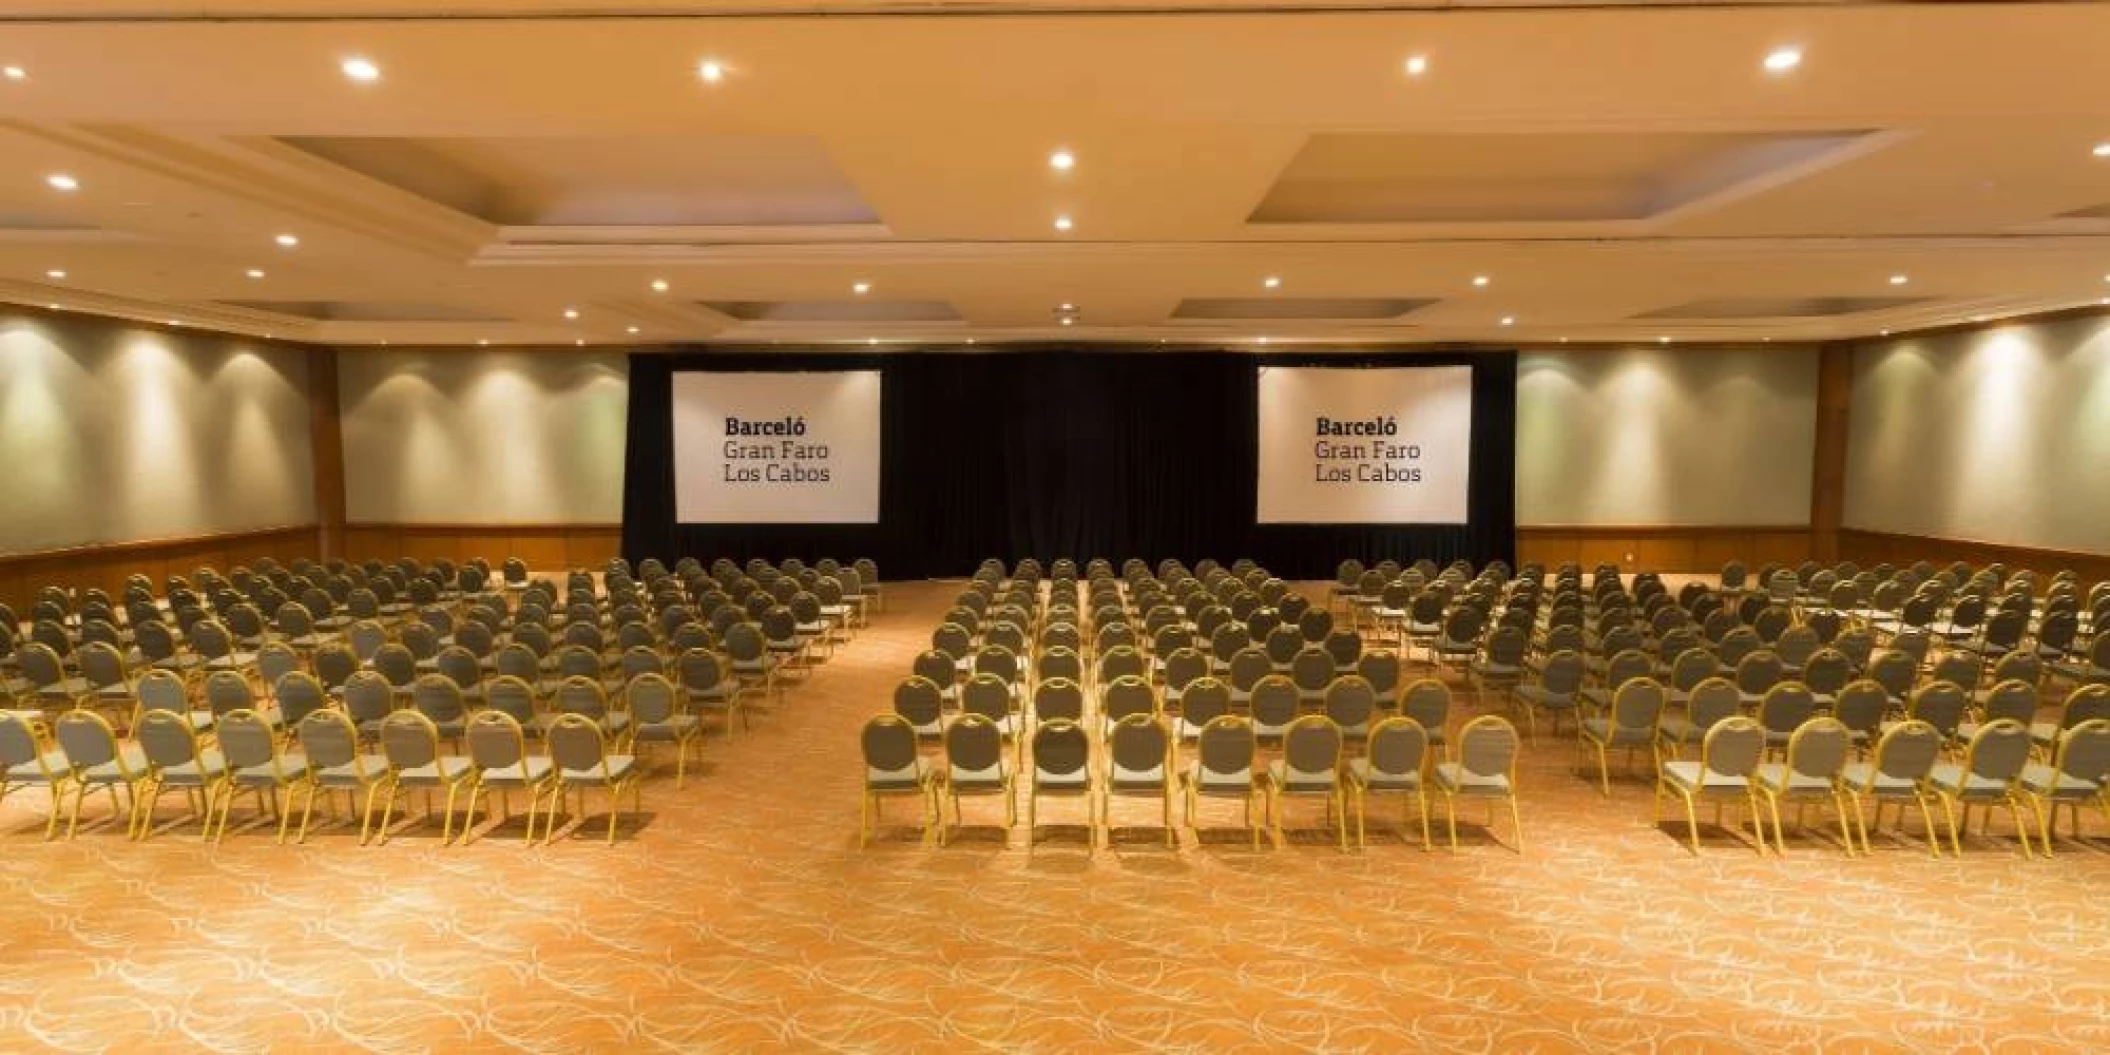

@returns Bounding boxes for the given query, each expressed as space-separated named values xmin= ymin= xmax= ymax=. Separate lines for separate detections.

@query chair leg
xmin=2033 ymin=796 xmax=2054 ymax=857
xmin=1766 ymin=793 xmax=1787 ymax=854
xmin=1681 ymin=793 xmax=1701 ymax=855
xmin=1913 ymin=792 xmax=1941 ymax=858
xmin=375 ymin=782 xmax=401 ymax=846
xmin=1833 ymin=791 xmax=1856 ymax=857
xmin=1595 ymin=742 xmax=1611 ymax=797
xmin=858 ymin=790 xmax=870 ymax=848
xmin=1507 ymin=796 xmax=1524 ymax=854
xmin=1939 ymin=795 xmax=1963 ymax=856
xmin=1445 ymin=792 xmax=1459 ymax=851
xmin=1416 ymin=792 xmax=1432 ymax=850
xmin=1353 ymin=785 xmax=1365 ymax=850
xmin=2009 ymin=794 xmax=2035 ymax=859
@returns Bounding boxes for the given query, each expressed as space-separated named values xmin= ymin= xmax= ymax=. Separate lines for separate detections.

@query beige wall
xmin=338 ymin=350 xmax=628 ymax=524
xmin=1846 ymin=315 xmax=2110 ymax=554
xmin=0 ymin=311 xmax=315 ymax=554
xmin=1517 ymin=347 xmax=1818 ymax=526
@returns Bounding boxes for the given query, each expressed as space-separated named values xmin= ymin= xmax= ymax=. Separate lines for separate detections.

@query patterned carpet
xmin=4 ymin=580 xmax=2109 ymax=1053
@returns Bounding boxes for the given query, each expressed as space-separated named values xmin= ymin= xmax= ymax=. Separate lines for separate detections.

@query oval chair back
xmin=273 ymin=672 xmax=329 ymax=727
xmin=961 ymin=674 xmax=1013 ymax=725
xmin=2051 ymin=719 xmax=2110 ymax=790
xmin=1698 ymin=717 xmax=1766 ymax=780
xmin=1195 ymin=716 xmax=1256 ymax=786
xmin=484 ymin=675 xmax=539 ymax=727
xmin=1832 ymin=680 xmax=1889 ymax=743
xmin=1179 ymin=677 xmax=1231 ymax=731
xmin=626 ymin=673 xmax=679 ymax=725
xmin=861 ymin=714 xmax=921 ymax=787
xmin=204 ymin=671 xmax=256 ymax=719
xmin=1908 ymin=681 xmax=1969 ymax=740
xmin=943 ymin=713 xmax=1004 ymax=776
xmin=466 ymin=709 xmax=529 ymax=773
xmin=1757 ymin=683 xmax=1818 ymax=740
xmin=379 ymin=710 xmax=441 ymax=774
xmin=1959 ymin=719 xmax=2032 ymax=786
xmin=1455 ymin=715 xmax=1520 ymax=781
xmin=1979 ymin=679 xmax=2038 ymax=726
xmin=1108 ymin=715 xmax=1169 ymax=782
xmin=1323 ymin=676 xmax=1376 ymax=736
xmin=1031 ymin=720 xmax=1090 ymax=781
xmin=893 ymin=676 xmax=945 ymax=733
xmin=555 ymin=676 xmax=612 ymax=720
xmin=1365 ymin=717 xmax=1428 ymax=781
xmin=1280 ymin=715 xmax=1342 ymax=787
xmin=1783 ymin=717 xmax=1853 ymax=781
xmin=341 ymin=671 xmax=394 ymax=728
xmin=1866 ymin=719 xmax=1941 ymax=785
xmin=1399 ymin=679 xmax=1451 ymax=740
xmin=1611 ymin=678 xmax=1666 ymax=732
xmin=1101 ymin=675 xmax=1156 ymax=724
xmin=1033 ymin=678 xmax=1085 ymax=724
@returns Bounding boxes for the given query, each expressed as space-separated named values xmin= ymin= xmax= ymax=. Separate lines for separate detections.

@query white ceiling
xmin=4 ymin=0 xmax=2110 ymax=348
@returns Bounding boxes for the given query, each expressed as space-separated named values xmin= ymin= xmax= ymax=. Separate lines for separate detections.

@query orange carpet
xmin=3 ymin=579 xmax=2108 ymax=1052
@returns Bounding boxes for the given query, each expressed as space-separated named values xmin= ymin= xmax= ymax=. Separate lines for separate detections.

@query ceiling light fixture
xmin=1889 ymin=274 xmax=1908 ymax=286
xmin=1659 ymin=336 xmax=1672 ymax=344
xmin=1257 ymin=336 xmax=1271 ymax=345
xmin=651 ymin=278 xmax=669 ymax=293
xmin=1049 ymin=149 xmax=1075 ymax=171
xmin=853 ymin=281 xmax=871 ymax=295
xmin=341 ymin=57 xmax=381 ymax=83
xmin=44 ymin=269 xmax=65 ymax=280
xmin=1763 ymin=47 xmax=1803 ymax=74
xmin=1472 ymin=275 xmax=1490 ymax=288
xmin=575 ymin=338 xmax=585 ymax=346
xmin=698 ymin=60 xmax=726 ymax=83
xmin=627 ymin=326 xmax=641 ymax=335
xmin=1060 ymin=317 xmax=1075 ymax=326
xmin=1404 ymin=54 xmax=1430 ymax=78
xmin=478 ymin=338 xmax=490 ymax=346
xmin=1263 ymin=276 xmax=1281 ymax=289
xmin=867 ymin=337 xmax=879 ymax=345
xmin=1053 ymin=214 xmax=1073 ymax=231
xmin=1500 ymin=316 xmax=1515 ymax=326
xmin=246 ymin=268 xmax=266 ymax=279
xmin=275 ymin=233 xmax=299 ymax=248
xmin=46 ymin=173 xmax=78 ymax=192
xmin=2094 ymin=143 xmax=2110 ymax=158
xmin=3 ymin=66 xmax=25 ymax=81
xmin=1880 ymin=329 xmax=1891 ymax=336
xmin=563 ymin=308 xmax=579 ymax=319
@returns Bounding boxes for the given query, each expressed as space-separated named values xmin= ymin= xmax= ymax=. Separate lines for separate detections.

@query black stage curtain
xmin=622 ymin=348 xmax=1515 ymax=580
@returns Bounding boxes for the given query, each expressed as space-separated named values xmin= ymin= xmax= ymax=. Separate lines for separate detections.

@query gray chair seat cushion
xmin=4 ymin=748 xmax=70 ymax=783
xmin=315 ymin=754 xmax=385 ymax=787
xmin=633 ymin=716 xmax=701 ymax=741
xmin=866 ymin=757 xmax=933 ymax=792
xmin=232 ymin=753 xmax=310 ymax=787
xmin=1661 ymin=760 xmax=1747 ymax=793
xmin=152 ymin=749 xmax=228 ymax=786
xmin=558 ymin=754 xmax=637 ymax=785
xmin=77 ymin=744 xmax=149 ymax=784
xmin=478 ymin=758 xmax=554 ymax=787
xmin=1434 ymin=763 xmax=1510 ymax=795
xmin=2019 ymin=763 xmax=2099 ymax=800
xmin=1841 ymin=762 xmax=1921 ymax=796
xmin=1347 ymin=757 xmax=1420 ymax=791
xmin=1184 ymin=763 xmax=1255 ymax=796
xmin=1267 ymin=760 xmax=1338 ymax=794
xmin=2030 ymin=721 xmax=2066 ymax=746
xmin=35 ymin=677 xmax=92 ymax=698
xmin=393 ymin=756 xmax=474 ymax=787
xmin=206 ymin=653 xmax=258 ymax=670
xmin=1754 ymin=762 xmax=1836 ymax=795
xmin=1034 ymin=771 xmax=1091 ymax=793
xmin=1927 ymin=763 xmax=2010 ymax=798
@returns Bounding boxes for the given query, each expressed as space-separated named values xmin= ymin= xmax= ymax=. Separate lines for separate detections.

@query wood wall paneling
xmin=1837 ymin=529 xmax=2110 ymax=588
xmin=1515 ymin=525 xmax=1814 ymax=573
xmin=342 ymin=524 xmax=623 ymax=572
xmin=0 ymin=525 xmax=320 ymax=616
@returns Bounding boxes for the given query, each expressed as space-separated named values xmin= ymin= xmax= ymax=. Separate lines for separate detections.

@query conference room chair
xmin=1026 ymin=719 xmax=1094 ymax=850
xmin=1753 ymin=717 xmax=1857 ymax=856
xmin=542 ymin=712 xmax=645 ymax=846
xmin=1898 ymin=681 xmax=1970 ymax=751
xmin=1349 ymin=716 xmax=1431 ymax=850
xmin=1226 ymin=647 xmax=1271 ymax=710
xmin=459 ymin=710 xmax=555 ymax=846
xmin=373 ymin=709 xmax=476 ymax=846
xmin=410 ymin=674 xmax=470 ymax=749
xmin=1579 ymin=677 xmax=1666 ymax=796
xmin=858 ymin=714 xmax=935 ymax=848
xmin=1958 ymin=678 xmax=2038 ymax=745
xmin=16 ymin=643 xmax=88 ymax=713
xmin=1289 ymin=647 xmax=1335 ymax=710
xmin=131 ymin=708 xmax=228 ymax=842
xmin=1100 ymin=714 xmax=1173 ymax=849
xmin=626 ymin=673 xmax=702 ymax=787
xmin=2031 ymin=684 xmax=2110 ymax=756
xmin=673 ymin=647 xmax=743 ymax=739
xmin=1470 ymin=625 xmax=1530 ymax=704
xmin=939 ymin=712 xmax=1013 ymax=846
xmin=0 ymin=711 xmax=71 ymax=839
xmin=2021 ymin=719 xmax=2110 ymax=854
xmin=1927 ymin=718 xmax=2036 ymax=858
xmin=1322 ymin=676 xmax=1377 ymax=747
xmin=1356 ymin=650 xmax=1402 ymax=709
xmin=212 ymin=708 xmax=309 ymax=844
xmin=550 ymin=675 xmax=633 ymax=751
xmin=1397 ymin=677 xmax=1451 ymax=755
xmin=1267 ymin=715 xmax=1347 ymax=851
xmin=73 ymin=641 xmax=138 ymax=723
xmin=1435 ymin=714 xmax=1524 ymax=853
xmin=1172 ymin=676 xmax=1230 ymax=744
xmin=1579 ymin=649 xmax=1652 ymax=717
xmin=1032 ymin=677 xmax=1085 ymax=732
xmin=1183 ymin=715 xmax=1264 ymax=850
xmin=1657 ymin=715 xmax=1767 ymax=855
xmin=1841 ymin=719 xmax=1944 ymax=856
xmin=1512 ymin=649 xmax=1585 ymax=741
xmin=1830 ymin=679 xmax=1890 ymax=756
xmin=293 ymin=709 xmax=383 ymax=844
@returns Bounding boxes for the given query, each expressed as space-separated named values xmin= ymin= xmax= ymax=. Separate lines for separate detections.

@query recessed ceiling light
xmin=651 ymin=278 xmax=669 ymax=293
xmin=575 ymin=338 xmax=585 ymax=346
xmin=1763 ymin=47 xmax=1803 ymax=74
xmin=1659 ymin=336 xmax=1672 ymax=344
xmin=1263 ymin=276 xmax=1281 ymax=289
xmin=1558 ymin=337 xmax=1569 ymax=343
xmin=166 ymin=319 xmax=180 ymax=326
xmin=46 ymin=303 xmax=57 ymax=310
xmin=698 ymin=60 xmax=726 ymax=83
xmin=563 ymin=308 xmax=579 ymax=320
xmin=966 ymin=338 xmax=977 ymax=345
xmin=1060 ymin=317 xmax=1075 ymax=326
xmin=1472 ymin=275 xmax=1490 ymax=288
xmin=246 ymin=268 xmax=266 ymax=279
xmin=1053 ymin=214 xmax=1073 ymax=231
xmin=1049 ymin=149 xmax=1075 ymax=171
xmin=3 ymin=66 xmax=25 ymax=82
xmin=1971 ymin=315 xmax=1988 ymax=323
xmin=626 ymin=325 xmax=641 ymax=335
xmin=341 ymin=57 xmax=381 ymax=83
xmin=1404 ymin=54 xmax=1430 ymax=78
xmin=853 ymin=281 xmax=871 ymax=295
xmin=478 ymin=338 xmax=490 ymax=346
xmin=2094 ymin=143 xmax=2110 ymax=158
xmin=45 ymin=173 xmax=78 ymax=192
xmin=1879 ymin=329 xmax=1891 ymax=336
xmin=867 ymin=337 xmax=879 ymax=345
xmin=1889 ymin=274 xmax=1908 ymax=286
xmin=275 ymin=233 xmax=299 ymax=248
xmin=1500 ymin=316 xmax=1515 ymax=326
xmin=44 ymin=269 xmax=65 ymax=279
xmin=1257 ymin=336 xmax=1270 ymax=345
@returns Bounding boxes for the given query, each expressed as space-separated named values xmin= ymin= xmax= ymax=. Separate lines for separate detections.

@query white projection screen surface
xmin=672 ymin=371 xmax=881 ymax=524
xmin=1257 ymin=365 xmax=1474 ymax=524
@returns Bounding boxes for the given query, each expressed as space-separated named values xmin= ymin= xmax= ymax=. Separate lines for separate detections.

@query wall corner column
xmin=1810 ymin=342 xmax=1853 ymax=562
xmin=308 ymin=345 xmax=348 ymax=560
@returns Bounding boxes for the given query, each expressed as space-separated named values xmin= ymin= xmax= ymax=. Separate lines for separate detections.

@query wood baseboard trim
xmin=1837 ymin=528 xmax=2110 ymax=586
xmin=343 ymin=522 xmax=622 ymax=571
xmin=0 ymin=524 xmax=321 ymax=616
